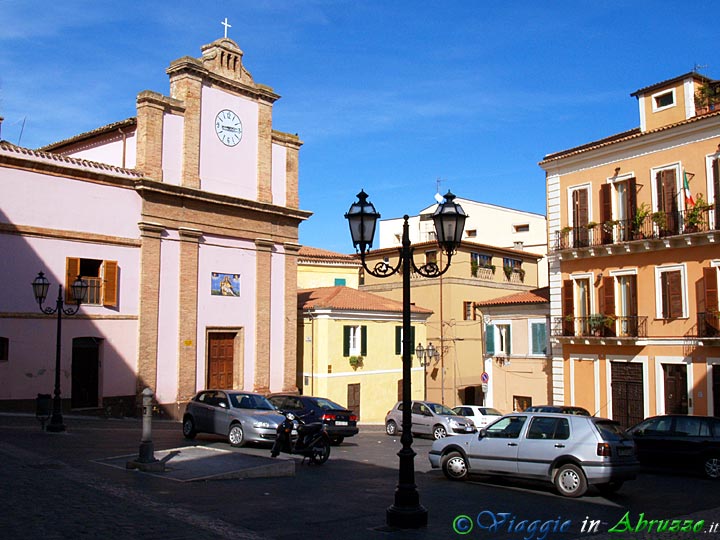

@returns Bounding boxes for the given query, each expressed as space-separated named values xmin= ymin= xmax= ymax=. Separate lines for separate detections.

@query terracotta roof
xmin=474 ymin=287 xmax=549 ymax=307
xmin=630 ymin=71 xmax=710 ymax=97
xmin=298 ymin=246 xmax=358 ymax=264
xmin=539 ymin=107 xmax=720 ymax=165
xmin=39 ymin=118 xmax=137 ymax=152
xmin=298 ymin=286 xmax=432 ymax=314
xmin=0 ymin=140 xmax=142 ymax=179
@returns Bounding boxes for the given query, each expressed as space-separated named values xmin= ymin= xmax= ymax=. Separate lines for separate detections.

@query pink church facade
xmin=0 ymin=38 xmax=310 ymax=417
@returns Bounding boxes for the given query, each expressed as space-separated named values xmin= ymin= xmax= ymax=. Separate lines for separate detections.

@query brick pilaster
xmin=170 ymin=74 xmax=203 ymax=190
xmin=285 ymin=139 xmax=301 ymax=209
xmin=254 ymin=238 xmax=274 ymax=393
xmin=178 ymin=227 xmax=202 ymax=400
xmin=135 ymin=92 xmax=165 ymax=181
xmin=136 ymin=222 xmax=165 ymax=396
xmin=257 ymin=100 xmax=273 ymax=203
xmin=282 ymin=242 xmax=301 ymax=392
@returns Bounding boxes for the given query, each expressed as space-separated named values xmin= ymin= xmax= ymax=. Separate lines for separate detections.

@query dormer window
xmin=652 ymin=89 xmax=676 ymax=111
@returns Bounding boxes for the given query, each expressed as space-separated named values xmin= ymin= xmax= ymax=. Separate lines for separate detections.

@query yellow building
xmin=297 ymin=246 xmax=360 ymax=289
xmin=540 ymin=72 xmax=720 ymax=426
xmin=298 ymin=286 xmax=431 ymax=424
xmin=474 ymin=287 xmax=551 ymax=414
xmin=360 ymin=241 xmax=542 ymax=407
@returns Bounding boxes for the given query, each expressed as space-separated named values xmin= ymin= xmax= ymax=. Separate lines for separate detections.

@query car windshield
xmin=595 ymin=420 xmax=630 ymax=441
xmin=230 ymin=393 xmax=275 ymax=410
xmin=314 ymin=398 xmax=344 ymax=410
xmin=427 ymin=402 xmax=456 ymax=415
xmin=481 ymin=408 xmax=503 ymax=416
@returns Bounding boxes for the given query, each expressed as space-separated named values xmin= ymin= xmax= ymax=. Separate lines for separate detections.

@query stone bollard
xmin=137 ymin=387 xmax=157 ymax=464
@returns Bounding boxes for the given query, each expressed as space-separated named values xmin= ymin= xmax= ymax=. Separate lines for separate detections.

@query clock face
xmin=215 ymin=109 xmax=243 ymax=147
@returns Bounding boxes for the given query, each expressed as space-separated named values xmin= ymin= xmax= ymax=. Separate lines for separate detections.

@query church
xmin=0 ymin=37 xmax=310 ymax=417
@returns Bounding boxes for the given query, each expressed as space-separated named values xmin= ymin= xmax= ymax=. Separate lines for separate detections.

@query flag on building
xmin=683 ymin=170 xmax=695 ymax=207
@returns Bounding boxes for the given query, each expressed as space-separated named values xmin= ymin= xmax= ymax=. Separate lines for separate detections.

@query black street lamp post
xmin=32 ymin=271 xmax=88 ymax=432
xmin=345 ymin=190 xmax=466 ymax=529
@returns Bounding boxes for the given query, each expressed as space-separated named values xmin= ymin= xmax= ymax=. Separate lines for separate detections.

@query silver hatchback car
xmin=429 ymin=412 xmax=638 ymax=497
xmin=385 ymin=400 xmax=476 ymax=440
xmin=182 ymin=389 xmax=286 ymax=447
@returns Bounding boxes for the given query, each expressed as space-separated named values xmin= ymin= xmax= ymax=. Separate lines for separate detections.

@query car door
xmin=669 ymin=416 xmax=705 ymax=465
xmin=468 ymin=415 xmax=526 ymax=474
xmin=192 ymin=391 xmax=216 ymax=432
xmin=412 ymin=402 xmax=432 ymax=435
xmin=630 ymin=416 xmax=673 ymax=465
xmin=517 ymin=416 xmax=571 ymax=478
xmin=212 ymin=391 xmax=232 ymax=436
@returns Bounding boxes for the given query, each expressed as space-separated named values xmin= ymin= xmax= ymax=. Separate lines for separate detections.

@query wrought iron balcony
xmin=552 ymin=315 xmax=647 ymax=338
xmin=697 ymin=311 xmax=720 ymax=338
xmin=552 ymin=205 xmax=718 ymax=253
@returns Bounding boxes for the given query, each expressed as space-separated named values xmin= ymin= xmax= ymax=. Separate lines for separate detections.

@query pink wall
xmin=162 ymin=113 xmax=184 ymax=185
xmin=155 ymin=233 xmax=181 ymax=404
xmin=63 ymin=133 xmax=137 ymax=169
xmin=271 ymin=143 xmax=287 ymax=207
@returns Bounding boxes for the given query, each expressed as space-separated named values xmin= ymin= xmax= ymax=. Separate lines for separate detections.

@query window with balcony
xmin=600 ymin=178 xmax=637 ymax=243
xmin=66 ymin=257 xmax=118 ymax=307
xmin=701 ymin=266 xmax=719 ymax=336
xmin=654 ymin=168 xmax=680 ymax=236
xmin=562 ymin=277 xmax=592 ymax=335
xmin=569 ymin=185 xmax=590 ymax=247
xmin=603 ymin=272 xmax=640 ymax=337
xmin=656 ymin=265 xmax=686 ymax=319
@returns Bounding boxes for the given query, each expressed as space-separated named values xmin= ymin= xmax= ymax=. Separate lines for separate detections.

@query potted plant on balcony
xmin=588 ymin=314 xmax=607 ymax=336
xmin=684 ymin=193 xmax=708 ymax=233
xmin=348 ymin=355 xmax=364 ymax=370
xmin=471 ymin=260 xmax=479 ymax=277
xmin=503 ymin=265 xmax=513 ymax=280
xmin=651 ymin=210 xmax=667 ymax=230
xmin=633 ymin=203 xmax=651 ymax=239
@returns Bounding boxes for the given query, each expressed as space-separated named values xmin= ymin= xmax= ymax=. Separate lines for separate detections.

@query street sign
xmin=481 ymin=383 xmax=489 ymax=393
xmin=481 ymin=371 xmax=489 ymax=383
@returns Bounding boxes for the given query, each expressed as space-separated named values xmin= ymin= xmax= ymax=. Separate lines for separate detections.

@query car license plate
xmin=336 ymin=421 xmax=348 ymax=426
xmin=618 ymin=447 xmax=633 ymax=456
xmin=464 ymin=426 xmax=473 ymax=432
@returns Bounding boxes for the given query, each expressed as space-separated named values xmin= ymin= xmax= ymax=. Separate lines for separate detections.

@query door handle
xmin=508 ymin=442 xmax=518 ymax=446
xmin=554 ymin=444 xmax=565 ymax=448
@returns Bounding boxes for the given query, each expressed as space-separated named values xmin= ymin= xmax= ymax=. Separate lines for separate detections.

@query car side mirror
xmin=478 ymin=428 xmax=487 ymax=439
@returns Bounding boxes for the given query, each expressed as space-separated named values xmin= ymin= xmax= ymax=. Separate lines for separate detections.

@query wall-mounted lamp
xmin=614 ymin=167 xmax=621 ymax=175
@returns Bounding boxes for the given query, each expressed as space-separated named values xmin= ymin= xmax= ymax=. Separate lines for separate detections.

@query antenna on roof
xmin=17 ymin=117 xmax=26 ymax=147
xmin=693 ymin=63 xmax=708 ymax=73
xmin=434 ymin=177 xmax=446 ymax=203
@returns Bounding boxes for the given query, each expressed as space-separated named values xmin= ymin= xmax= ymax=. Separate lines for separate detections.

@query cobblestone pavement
xmin=3 ymin=414 xmax=720 ymax=540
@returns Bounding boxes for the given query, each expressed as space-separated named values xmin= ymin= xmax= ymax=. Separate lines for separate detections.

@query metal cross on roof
xmin=221 ymin=17 xmax=231 ymax=39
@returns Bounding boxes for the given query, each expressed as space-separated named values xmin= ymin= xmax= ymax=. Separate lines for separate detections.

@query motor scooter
xmin=271 ymin=411 xmax=331 ymax=464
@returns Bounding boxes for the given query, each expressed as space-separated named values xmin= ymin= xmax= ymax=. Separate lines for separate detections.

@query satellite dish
xmin=434 ymin=193 xmax=444 ymax=204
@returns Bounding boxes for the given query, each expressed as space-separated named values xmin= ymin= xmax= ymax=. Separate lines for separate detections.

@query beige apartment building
xmin=540 ymin=72 xmax=720 ymax=427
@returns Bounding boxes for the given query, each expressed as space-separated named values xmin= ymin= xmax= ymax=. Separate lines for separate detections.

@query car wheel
xmin=554 ymin=463 xmax=587 ymax=498
xmin=433 ymin=425 xmax=448 ymax=440
xmin=704 ymin=455 xmax=720 ymax=479
xmin=310 ymin=439 xmax=331 ymax=464
xmin=441 ymin=451 xmax=468 ymax=481
xmin=228 ymin=424 xmax=246 ymax=447
xmin=596 ymin=481 xmax=624 ymax=495
xmin=330 ymin=436 xmax=344 ymax=446
xmin=182 ymin=416 xmax=196 ymax=439
xmin=385 ymin=420 xmax=398 ymax=436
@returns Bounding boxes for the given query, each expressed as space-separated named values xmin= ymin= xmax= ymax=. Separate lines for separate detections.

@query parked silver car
xmin=182 ymin=389 xmax=286 ymax=447
xmin=429 ymin=412 xmax=638 ymax=497
xmin=452 ymin=405 xmax=503 ymax=428
xmin=385 ymin=400 xmax=476 ymax=440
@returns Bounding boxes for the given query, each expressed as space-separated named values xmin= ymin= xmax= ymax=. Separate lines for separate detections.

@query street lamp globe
xmin=345 ymin=189 xmax=381 ymax=254
xmin=432 ymin=191 xmax=467 ymax=256
xmin=32 ymin=272 xmax=50 ymax=304
xmin=70 ymin=276 xmax=89 ymax=304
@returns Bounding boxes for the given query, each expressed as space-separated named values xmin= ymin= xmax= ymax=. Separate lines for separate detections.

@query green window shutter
xmin=532 ymin=323 xmax=547 ymax=355
xmin=507 ymin=326 xmax=512 ymax=355
xmin=360 ymin=326 xmax=367 ymax=356
xmin=410 ymin=326 xmax=416 ymax=352
xmin=343 ymin=326 xmax=350 ymax=357
xmin=395 ymin=327 xmax=402 ymax=355
xmin=485 ymin=324 xmax=494 ymax=355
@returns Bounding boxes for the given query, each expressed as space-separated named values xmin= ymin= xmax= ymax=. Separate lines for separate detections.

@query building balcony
xmin=552 ymin=315 xmax=648 ymax=339
xmin=552 ymin=206 xmax=718 ymax=255
xmin=698 ymin=311 xmax=720 ymax=338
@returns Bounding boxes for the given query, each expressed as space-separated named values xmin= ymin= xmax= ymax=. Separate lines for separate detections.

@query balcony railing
xmin=552 ymin=315 xmax=647 ymax=338
xmin=553 ymin=205 xmax=718 ymax=252
xmin=698 ymin=311 xmax=720 ymax=338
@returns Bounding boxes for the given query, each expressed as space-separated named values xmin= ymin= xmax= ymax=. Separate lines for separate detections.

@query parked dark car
xmin=626 ymin=414 xmax=720 ymax=479
xmin=267 ymin=394 xmax=358 ymax=445
xmin=524 ymin=405 xmax=591 ymax=416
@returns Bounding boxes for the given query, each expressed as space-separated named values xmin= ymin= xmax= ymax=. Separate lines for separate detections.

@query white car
xmin=452 ymin=405 xmax=503 ymax=428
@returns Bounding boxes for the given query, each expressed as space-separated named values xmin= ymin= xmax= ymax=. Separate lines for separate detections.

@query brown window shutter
xmin=628 ymin=274 xmax=638 ymax=316
xmin=602 ymin=276 xmax=615 ymax=315
xmin=600 ymin=184 xmax=612 ymax=244
xmin=563 ymin=279 xmax=574 ymax=333
xmin=102 ymin=260 xmax=119 ymax=307
xmin=65 ymin=257 xmax=80 ymax=302
xmin=662 ymin=270 xmax=683 ymax=319
xmin=627 ymin=178 xmax=637 ymax=224
xmin=704 ymin=267 xmax=719 ymax=311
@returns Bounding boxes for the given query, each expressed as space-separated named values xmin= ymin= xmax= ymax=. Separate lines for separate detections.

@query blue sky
xmin=1 ymin=1 xmax=717 ymax=253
